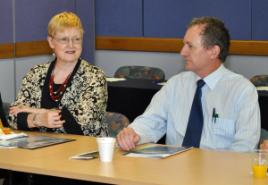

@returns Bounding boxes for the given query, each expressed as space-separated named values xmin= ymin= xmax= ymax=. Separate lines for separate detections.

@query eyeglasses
xmin=53 ymin=36 xmax=82 ymax=45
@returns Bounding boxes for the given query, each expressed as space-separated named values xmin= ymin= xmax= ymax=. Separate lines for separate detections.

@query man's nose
xmin=180 ymin=45 xmax=187 ymax=57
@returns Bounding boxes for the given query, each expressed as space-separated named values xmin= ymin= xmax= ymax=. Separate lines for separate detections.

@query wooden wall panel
xmin=15 ymin=40 xmax=52 ymax=57
xmin=1 ymin=0 xmax=268 ymax=59
xmin=96 ymin=36 xmax=268 ymax=56
xmin=0 ymin=44 xmax=14 ymax=59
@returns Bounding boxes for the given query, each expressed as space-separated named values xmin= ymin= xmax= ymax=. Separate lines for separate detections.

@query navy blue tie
xmin=182 ymin=79 xmax=205 ymax=147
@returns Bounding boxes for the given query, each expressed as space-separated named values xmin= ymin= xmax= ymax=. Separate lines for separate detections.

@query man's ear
xmin=210 ymin=45 xmax=220 ymax=59
xmin=47 ymin=36 xmax=55 ymax=49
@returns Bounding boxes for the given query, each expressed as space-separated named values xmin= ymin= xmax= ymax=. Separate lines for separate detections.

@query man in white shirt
xmin=116 ymin=16 xmax=260 ymax=152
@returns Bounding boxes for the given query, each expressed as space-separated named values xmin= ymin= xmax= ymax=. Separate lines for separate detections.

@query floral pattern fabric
xmin=114 ymin=66 xmax=165 ymax=82
xmin=250 ymin=75 xmax=268 ymax=86
xmin=9 ymin=59 xmax=108 ymax=136
xmin=103 ymin=112 xmax=129 ymax=137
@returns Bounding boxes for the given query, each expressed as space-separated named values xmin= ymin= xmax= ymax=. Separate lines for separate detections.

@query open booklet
xmin=0 ymin=132 xmax=28 ymax=140
xmin=125 ymin=144 xmax=192 ymax=158
xmin=0 ymin=135 xmax=75 ymax=149
xmin=70 ymin=150 xmax=99 ymax=160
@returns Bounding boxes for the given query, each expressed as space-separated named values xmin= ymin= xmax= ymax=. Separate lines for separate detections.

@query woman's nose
xmin=67 ymin=39 xmax=74 ymax=47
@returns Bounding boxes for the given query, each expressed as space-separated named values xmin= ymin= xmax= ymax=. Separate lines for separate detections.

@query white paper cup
xmin=97 ymin=137 xmax=116 ymax=162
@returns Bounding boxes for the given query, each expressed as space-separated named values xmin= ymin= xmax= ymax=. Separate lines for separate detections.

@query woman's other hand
xmin=9 ymin=105 xmax=47 ymax=116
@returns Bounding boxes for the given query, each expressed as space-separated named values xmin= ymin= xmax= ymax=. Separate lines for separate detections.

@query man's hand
xmin=260 ymin=140 xmax=268 ymax=150
xmin=116 ymin=127 xmax=140 ymax=151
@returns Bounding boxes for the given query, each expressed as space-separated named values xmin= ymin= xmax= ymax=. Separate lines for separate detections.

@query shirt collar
xmin=202 ymin=64 xmax=226 ymax=90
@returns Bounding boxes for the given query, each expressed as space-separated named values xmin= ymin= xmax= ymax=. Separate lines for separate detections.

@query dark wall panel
xmin=76 ymin=0 xmax=95 ymax=63
xmin=95 ymin=0 xmax=143 ymax=36
xmin=252 ymin=0 xmax=268 ymax=40
xmin=144 ymin=0 xmax=251 ymax=40
xmin=0 ymin=0 xmax=13 ymax=43
xmin=15 ymin=0 xmax=75 ymax=42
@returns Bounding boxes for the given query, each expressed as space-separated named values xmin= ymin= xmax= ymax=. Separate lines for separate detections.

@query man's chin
xmin=184 ymin=64 xmax=192 ymax=71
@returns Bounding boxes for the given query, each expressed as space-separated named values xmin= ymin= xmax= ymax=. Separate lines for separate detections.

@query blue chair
xmin=103 ymin=112 xmax=129 ymax=137
xmin=114 ymin=66 xmax=165 ymax=82
xmin=250 ymin=75 xmax=268 ymax=86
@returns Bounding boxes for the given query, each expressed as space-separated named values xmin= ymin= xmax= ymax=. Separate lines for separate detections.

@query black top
xmin=17 ymin=59 xmax=83 ymax=135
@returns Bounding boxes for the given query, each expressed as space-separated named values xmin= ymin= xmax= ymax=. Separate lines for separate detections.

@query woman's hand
xmin=9 ymin=105 xmax=47 ymax=116
xmin=10 ymin=105 xmax=65 ymax=129
xmin=33 ymin=109 xmax=65 ymax=128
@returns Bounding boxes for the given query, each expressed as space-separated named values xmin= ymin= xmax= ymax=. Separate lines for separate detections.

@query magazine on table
xmin=70 ymin=150 xmax=99 ymax=160
xmin=0 ymin=132 xmax=27 ymax=140
xmin=0 ymin=135 xmax=75 ymax=149
xmin=125 ymin=144 xmax=192 ymax=158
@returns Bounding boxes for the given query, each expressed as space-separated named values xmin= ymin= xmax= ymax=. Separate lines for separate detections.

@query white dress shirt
xmin=130 ymin=65 xmax=260 ymax=152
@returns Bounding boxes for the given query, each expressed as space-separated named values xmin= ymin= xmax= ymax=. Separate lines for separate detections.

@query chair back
xmin=250 ymin=75 xmax=268 ymax=86
xmin=104 ymin=112 xmax=130 ymax=137
xmin=251 ymin=75 xmax=268 ymax=132
xmin=0 ymin=93 xmax=9 ymax=127
xmin=114 ymin=66 xmax=165 ymax=81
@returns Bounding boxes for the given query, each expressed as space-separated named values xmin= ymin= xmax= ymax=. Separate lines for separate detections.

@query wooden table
xmin=0 ymin=132 xmax=267 ymax=185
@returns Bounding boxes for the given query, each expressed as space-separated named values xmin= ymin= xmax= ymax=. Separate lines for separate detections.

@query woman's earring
xmin=50 ymin=52 xmax=56 ymax=60
xmin=51 ymin=53 xmax=56 ymax=59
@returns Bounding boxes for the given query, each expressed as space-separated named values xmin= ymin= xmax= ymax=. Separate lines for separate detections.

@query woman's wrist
xmin=32 ymin=114 xmax=39 ymax=127
xmin=28 ymin=113 xmax=42 ymax=128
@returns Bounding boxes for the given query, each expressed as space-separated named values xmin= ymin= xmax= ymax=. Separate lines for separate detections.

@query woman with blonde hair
xmin=9 ymin=11 xmax=108 ymax=136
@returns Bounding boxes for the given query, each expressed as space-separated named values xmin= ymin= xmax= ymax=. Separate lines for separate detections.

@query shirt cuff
xmin=17 ymin=113 xmax=31 ymax=130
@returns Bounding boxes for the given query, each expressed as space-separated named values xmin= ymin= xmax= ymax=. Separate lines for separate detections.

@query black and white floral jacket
xmin=9 ymin=59 xmax=108 ymax=136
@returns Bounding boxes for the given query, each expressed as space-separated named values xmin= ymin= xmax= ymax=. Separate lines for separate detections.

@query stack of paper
xmin=257 ymin=86 xmax=268 ymax=91
xmin=0 ymin=135 xmax=74 ymax=149
xmin=0 ymin=133 xmax=27 ymax=140
xmin=106 ymin=77 xmax=126 ymax=82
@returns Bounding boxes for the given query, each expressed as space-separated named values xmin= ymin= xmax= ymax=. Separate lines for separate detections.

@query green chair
xmin=114 ymin=66 xmax=165 ymax=82
xmin=104 ymin=112 xmax=129 ymax=137
xmin=261 ymin=129 xmax=268 ymax=141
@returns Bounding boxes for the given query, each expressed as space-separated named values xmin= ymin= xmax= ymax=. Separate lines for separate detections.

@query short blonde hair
xmin=48 ymin=11 xmax=84 ymax=37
